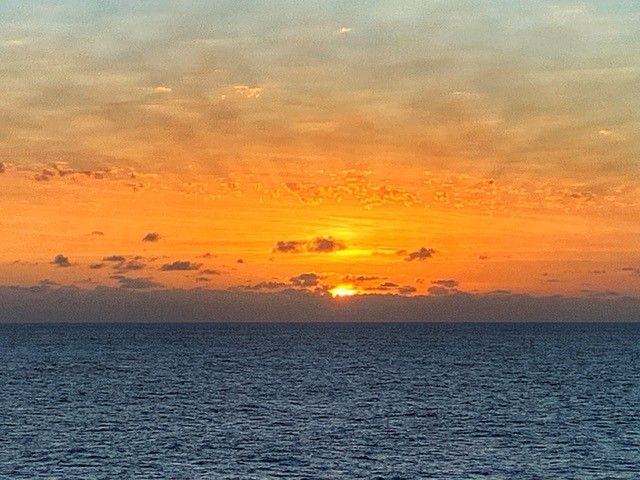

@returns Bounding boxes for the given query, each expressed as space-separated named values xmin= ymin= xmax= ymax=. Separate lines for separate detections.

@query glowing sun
xmin=330 ymin=284 xmax=358 ymax=298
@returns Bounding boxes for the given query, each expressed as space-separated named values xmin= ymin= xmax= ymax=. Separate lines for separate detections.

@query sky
xmin=1 ymin=1 xmax=639 ymax=321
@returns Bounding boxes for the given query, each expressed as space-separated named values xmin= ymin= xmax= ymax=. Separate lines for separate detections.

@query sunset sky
xmin=1 ymin=1 xmax=639 ymax=319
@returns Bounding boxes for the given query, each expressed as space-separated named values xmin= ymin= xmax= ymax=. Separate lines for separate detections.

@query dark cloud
xmin=34 ymin=168 xmax=56 ymax=182
xmin=377 ymin=282 xmax=399 ymax=290
xmin=240 ymin=281 xmax=289 ymax=291
xmin=398 ymin=286 xmax=417 ymax=295
xmin=428 ymin=279 xmax=461 ymax=296
xmin=273 ymin=241 xmax=302 ymax=253
xmin=343 ymin=275 xmax=384 ymax=282
xmin=201 ymin=269 xmax=221 ymax=275
xmin=89 ymin=263 xmax=105 ymax=270
xmin=405 ymin=247 xmax=437 ymax=261
xmin=2 ymin=286 xmax=640 ymax=323
xmin=580 ymin=289 xmax=620 ymax=298
xmin=142 ymin=232 xmax=161 ymax=242
xmin=103 ymin=255 xmax=126 ymax=262
xmin=273 ymin=237 xmax=347 ymax=254
xmin=23 ymin=279 xmax=61 ymax=293
xmin=290 ymin=273 xmax=321 ymax=287
xmin=195 ymin=277 xmax=211 ymax=282
xmin=113 ymin=260 xmax=146 ymax=273
xmin=237 ymin=259 xmax=244 ymax=264
xmin=51 ymin=254 xmax=71 ymax=268
xmin=116 ymin=277 xmax=163 ymax=290
xmin=621 ymin=267 xmax=640 ymax=276
xmin=91 ymin=231 xmax=105 ymax=236
xmin=197 ymin=253 xmax=216 ymax=258
xmin=589 ymin=270 xmax=606 ymax=275
xmin=432 ymin=279 xmax=459 ymax=288
xmin=428 ymin=285 xmax=451 ymax=296
xmin=307 ymin=237 xmax=346 ymax=253
xmin=160 ymin=261 xmax=201 ymax=271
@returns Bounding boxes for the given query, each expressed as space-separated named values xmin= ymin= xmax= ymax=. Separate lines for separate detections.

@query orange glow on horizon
xmin=330 ymin=285 xmax=359 ymax=298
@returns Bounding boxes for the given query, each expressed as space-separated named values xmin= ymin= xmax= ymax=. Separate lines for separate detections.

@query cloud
xmin=273 ymin=237 xmax=346 ymax=254
xmin=154 ymin=86 xmax=172 ymax=93
xmin=273 ymin=240 xmax=303 ymax=253
xmin=240 ymin=281 xmax=289 ymax=291
xmin=89 ymin=263 xmax=105 ymax=270
xmin=428 ymin=279 xmax=460 ymax=296
xmin=290 ymin=273 xmax=321 ymax=287
xmin=580 ymin=289 xmax=620 ymax=298
xmin=427 ymin=286 xmax=451 ymax=296
xmin=160 ymin=261 xmax=201 ymax=271
xmin=0 ymin=162 xmax=5 ymax=173
xmin=201 ymin=269 xmax=221 ymax=275
xmin=233 ymin=85 xmax=263 ymax=98
xmin=621 ymin=267 xmax=640 ymax=276
xmin=307 ymin=237 xmax=346 ymax=253
xmin=34 ymin=169 xmax=56 ymax=182
xmin=142 ymin=232 xmax=161 ymax=242
xmin=113 ymin=260 xmax=146 ymax=273
xmin=432 ymin=279 xmax=459 ymax=288
xmin=103 ymin=255 xmax=127 ymax=262
xmin=51 ymin=254 xmax=71 ymax=268
xmin=2 ymin=286 xmax=640 ymax=323
xmin=339 ymin=27 xmax=352 ymax=34
xmin=115 ymin=277 xmax=163 ymax=290
xmin=377 ymin=282 xmax=399 ymax=290
xmin=90 ymin=231 xmax=105 ymax=236
xmin=398 ymin=286 xmax=417 ymax=295
xmin=343 ymin=275 xmax=384 ymax=282
xmin=405 ymin=247 xmax=437 ymax=261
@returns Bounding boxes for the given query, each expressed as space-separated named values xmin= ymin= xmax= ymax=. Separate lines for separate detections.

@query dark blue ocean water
xmin=1 ymin=323 xmax=639 ymax=479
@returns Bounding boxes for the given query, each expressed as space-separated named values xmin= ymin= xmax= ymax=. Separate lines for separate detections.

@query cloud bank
xmin=1 ymin=285 xmax=639 ymax=323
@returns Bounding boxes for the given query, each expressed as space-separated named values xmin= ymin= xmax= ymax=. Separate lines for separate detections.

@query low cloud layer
xmin=113 ymin=276 xmax=163 ymax=290
xmin=1 ymin=285 xmax=640 ymax=323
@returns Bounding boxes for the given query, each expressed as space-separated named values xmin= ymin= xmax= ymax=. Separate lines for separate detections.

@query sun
xmin=329 ymin=284 xmax=358 ymax=298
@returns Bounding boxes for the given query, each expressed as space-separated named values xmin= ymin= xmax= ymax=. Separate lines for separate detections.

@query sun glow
xmin=330 ymin=284 xmax=358 ymax=298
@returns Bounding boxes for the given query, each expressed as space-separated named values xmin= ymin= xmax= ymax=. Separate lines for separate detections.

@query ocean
xmin=1 ymin=323 xmax=639 ymax=479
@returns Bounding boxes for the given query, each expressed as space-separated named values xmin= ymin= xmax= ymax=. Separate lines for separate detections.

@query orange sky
xmin=1 ymin=1 xmax=639 ymax=300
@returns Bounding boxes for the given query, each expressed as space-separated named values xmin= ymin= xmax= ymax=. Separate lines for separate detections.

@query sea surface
xmin=1 ymin=323 xmax=639 ymax=479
